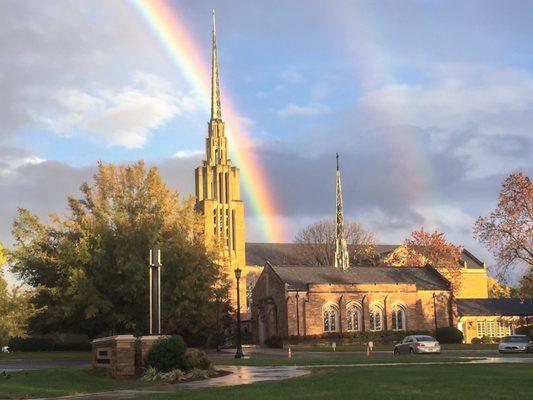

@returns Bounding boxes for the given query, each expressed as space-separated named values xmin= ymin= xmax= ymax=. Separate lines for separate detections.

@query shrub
xmin=481 ymin=335 xmax=493 ymax=344
xmin=8 ymin=337 xmax=55 ymax=352
xmin=515 ymin=324 xmax=533 ymax=339
xmin=471 ymin=337 xmax=482 ymax=344
xmin=265 ymin=335 xmax=284 ymax=348
xmin=185 ymin=368 xmax=211 ymax=380
xmin=436 ymin=327 xmax=464 ymax=344
xmin=144 ymin=335 xmax=187 ymax=373
xmin=183 ymin=348 xmax=212 ymax=371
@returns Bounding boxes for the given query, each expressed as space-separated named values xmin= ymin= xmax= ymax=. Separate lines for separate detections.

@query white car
xmin=394 ymin=335 xmax=441 ymax=355
xmin=498 ymin=335 xmax=532 ymax=353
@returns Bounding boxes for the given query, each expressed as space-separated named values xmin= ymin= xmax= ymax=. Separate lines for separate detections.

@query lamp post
xmin=215 ymin=293 xmax=221 ymax=353
xmin=234 ymin=268 xmax=244 ymax=359
xmin=149 ymin=245 xmax=162 ymax=335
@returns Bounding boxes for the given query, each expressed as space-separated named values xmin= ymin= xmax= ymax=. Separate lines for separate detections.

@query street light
xmin=234 ymin=268 xmax=244 ymax=359
xmin=215 ymin=293 xmax=221 ymax=353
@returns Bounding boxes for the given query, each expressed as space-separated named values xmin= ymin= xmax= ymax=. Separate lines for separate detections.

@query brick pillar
xmin=92 ymin=335 xmax=136 ymax=377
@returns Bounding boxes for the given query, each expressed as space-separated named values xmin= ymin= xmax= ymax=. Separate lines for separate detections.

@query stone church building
xmin=195 ymin=16 xmax=533 ymax=344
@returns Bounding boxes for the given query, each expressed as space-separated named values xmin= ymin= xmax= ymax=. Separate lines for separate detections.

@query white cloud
xmin=277 ymin=102 xmax=329 ymax=117
xmin=173 ymin=150 xmax=203 ymax=159
xmin=0 ymin=147 xmax=45 ymax=176
xmin=32 ymin=73 xmax=196 ymax=148
xmin=357 ymin=65 xmax=533 ymax=178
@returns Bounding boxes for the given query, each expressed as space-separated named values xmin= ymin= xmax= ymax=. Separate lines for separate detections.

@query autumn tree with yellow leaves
xmin=9 ymin=162 xmax=229 ymax=343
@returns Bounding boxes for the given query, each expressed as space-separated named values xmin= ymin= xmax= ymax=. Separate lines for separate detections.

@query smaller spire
xmin=335 ymin=153 xmax=350 ymax=270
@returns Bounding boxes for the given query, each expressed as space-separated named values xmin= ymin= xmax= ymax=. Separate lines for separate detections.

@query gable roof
xmin=246 ymin=242 xmax=484 ymax=269
xmin=269 ymin=264 xmax=451 ymax=291
xmin=457 ymin=298 xmax=533 ymax=317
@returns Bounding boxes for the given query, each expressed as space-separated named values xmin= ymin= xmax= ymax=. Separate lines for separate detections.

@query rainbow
xmin=130 ymin=0 xmax=287 ymax=242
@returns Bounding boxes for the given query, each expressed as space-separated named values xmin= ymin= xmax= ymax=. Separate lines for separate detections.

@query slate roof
xmin=245 ymin=242 xmax=484 ymax=269
xmin=269 ymin=264 xmax=451 ymax=291
xmin=457 ymin=298 xmax=533 ymax=317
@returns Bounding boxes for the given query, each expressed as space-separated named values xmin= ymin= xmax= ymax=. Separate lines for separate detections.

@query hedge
xmin=8 ymin=337 xmax=91 ymax=352
xmin=435 ymin=327 xmax=464 ymax=344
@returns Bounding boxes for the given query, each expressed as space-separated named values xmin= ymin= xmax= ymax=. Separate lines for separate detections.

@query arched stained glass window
xmin=346 ymin=304 xmax=362 ymax=332
xmin=323 ymin=303 xmax=339 ymax=332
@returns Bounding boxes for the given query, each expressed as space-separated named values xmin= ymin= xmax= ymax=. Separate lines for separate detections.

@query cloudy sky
xmin=1 ymin=0 xmax=532 ymax=284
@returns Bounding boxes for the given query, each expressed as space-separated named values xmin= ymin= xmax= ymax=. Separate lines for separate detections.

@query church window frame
xmin=391 ymin=303 xmax=407 ymax=331
xmin=322 ymin=302 xmax=340 ymax=333
xmin=346 ymin=302 xmax=362 ymax=332
xmin=369 ymin=302 xmax=384 ymax=332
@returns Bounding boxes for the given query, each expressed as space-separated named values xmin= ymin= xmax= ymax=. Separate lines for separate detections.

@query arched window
xmin=323 ymin=303 xmax=339 ymax=332
xmin=391 ymin=304 xmax=406 ymax=331
xmin=346 ymin=303 xmax=362 ymax=332
xmin=369 ymin=303 xmax=383 ymax=331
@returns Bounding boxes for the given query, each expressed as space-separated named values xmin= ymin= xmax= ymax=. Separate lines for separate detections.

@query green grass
xmin=137 ymin=364 xmax=533 ymax=400
xmin=214 ymin=354 xmax=479 ymax=366
xmin=0 ymin=367 xmax=147 ymax=399
xmin=290 ymin=343 xmax=498 ymax=352
xmin=0 ymin=351 xmax=90 ymax=361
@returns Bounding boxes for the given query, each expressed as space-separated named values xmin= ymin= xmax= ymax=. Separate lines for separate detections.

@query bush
xmin=515 ymin=324 xmax=533 ymax=339
xmin=183 ymin=348 xmax=212 ymax=371
xmin=54 ymin=342 xmax=91 ymax=351
xmin=265 ymin=335 xmax=284 ymax=348
xmin=8 ymin=337 xmax=55 ymax=352
xmin=7 ymin=337 xmax=91 ymax=352
xmin=471 ymin=337 xmax=482 ymax=344
xmin=144 ymin=335 xmax=187 ymax=373
xmin=481 ymin=335 xmax=493 ymax=344
xmin=436 ymin=327 xmax=464 ymax=344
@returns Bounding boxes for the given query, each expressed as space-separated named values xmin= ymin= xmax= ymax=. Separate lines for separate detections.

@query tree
xmin=10 ymin=161 xmax=229 ymax=342
xmin=474 ymin=172 xmax=532 ymax=279
xmin=487 ymin=277 xmax=511 ymax=298
xmin=0 ymin=243 xmax=42 ymax=345
xmin=294 ymin=218 xmax=377 ymax=266
xmin=392 ymin=228 xmax=463 ymax=293
xmin=519 ymin=269 xmax=533 ymax=299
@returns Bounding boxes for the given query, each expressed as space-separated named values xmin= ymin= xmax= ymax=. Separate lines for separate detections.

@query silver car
xmin=394 ymin=335 xmax=441 ymax=355
xmin=498 ymin=335 xmax=532 ymax=353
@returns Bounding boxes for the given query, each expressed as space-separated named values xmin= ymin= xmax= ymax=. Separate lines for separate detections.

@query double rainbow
xmin=130 ymin=0 xmax=287 ymax=242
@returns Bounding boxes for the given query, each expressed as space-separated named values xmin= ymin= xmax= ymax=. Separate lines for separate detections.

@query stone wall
xmin=92 ymin=335 xmax=136 ymax=377
xmin=456 ymin=269 xmax=489 ymax=299
xmin=252 ymin=267 xmax=455 ymax=343
xmin=251 ymin=265 xmax=288 ymax=343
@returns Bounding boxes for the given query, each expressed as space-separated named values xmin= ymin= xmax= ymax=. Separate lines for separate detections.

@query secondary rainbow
xmin=130 ymin=0 xmax=287 ymax=242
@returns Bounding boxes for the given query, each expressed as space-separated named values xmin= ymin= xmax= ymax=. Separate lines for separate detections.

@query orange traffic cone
xmin=288 ymin=346 xmax=292 ymax=359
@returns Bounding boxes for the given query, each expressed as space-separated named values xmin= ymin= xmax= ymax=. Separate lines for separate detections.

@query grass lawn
xmin=0 ymin=367 xmax=147 ymax=399
xmin=290 ymin=343 xmax=498 ymax=352
xmin=214 ymin=353 xmax=479 ymax=366
xmin=137 ymin=364 xmax=533 ymax=400
xmin=0 ymin=351 xmax=90 ymax=361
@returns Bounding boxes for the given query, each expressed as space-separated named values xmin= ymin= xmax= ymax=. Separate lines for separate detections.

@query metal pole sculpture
xmin=149 ymin=245 xmax=162 ymax=335
xmin=234 ymin=268 xmax=244 ymax=359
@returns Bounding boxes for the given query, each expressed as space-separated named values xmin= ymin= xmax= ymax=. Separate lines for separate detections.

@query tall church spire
xmin=211 ymin=10 xmax=222 ymax=121
xmin=335 ymin=153 xmax=350 ymax=270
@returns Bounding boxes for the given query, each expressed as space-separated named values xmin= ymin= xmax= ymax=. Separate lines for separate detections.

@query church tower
xmin=195 ymin=12 xmax=246 ymax=303
xmin=334 ymin=153 xmax=350 ymax=270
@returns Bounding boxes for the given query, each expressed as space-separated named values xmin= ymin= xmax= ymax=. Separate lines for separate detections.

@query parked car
xmin=394 ymin=335 xmax=441 ymax=355
xmin=498 ymin=335 xmax=532 ymax=353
